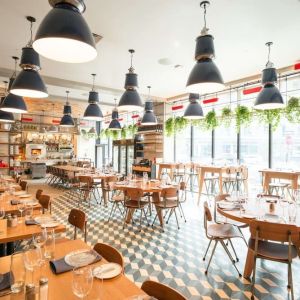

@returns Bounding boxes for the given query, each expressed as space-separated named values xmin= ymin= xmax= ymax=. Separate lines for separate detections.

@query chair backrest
xmin=93 ymin=243 xmax=124 ymax=272
xmin=161 ymin=187 xmax=178 ymax=199
xmin=240 ymin=165 xmax=248 ymax=180
xmin=215 ymin=194 xmax=230 ymax=202
xmin=124 ymin=188 xmax=144 ymax=201
xmin=203 ymin=201 xmax=213 ymax=234
xmin=38 ymin=194 xmax=51 ymax=214
xmin=36 ymin=189 xmax=43 ymax=201
xmin=78 ymin=176 xmax=93 ymax=187
xmin=20 ymin=181 xmax=27 ymax=191
xmin=224 ymin=166 xmax=237 ymax=176
xmin=102 ymin=176 xmax=118 ymax=190
xmin=141 ymin=280 xmax=187 ymax=300
xmin=68 ymin=208 xmax=87 ymax=242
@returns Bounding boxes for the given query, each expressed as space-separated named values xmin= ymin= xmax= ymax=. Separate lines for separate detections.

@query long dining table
xmin=217 ymin=197 xmax=300 ymax=278
xmin=0 ymin=239 xmax=146 ymax=300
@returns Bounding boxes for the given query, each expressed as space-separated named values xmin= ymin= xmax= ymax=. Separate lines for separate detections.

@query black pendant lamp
xmin=60 ymin=91 xmax=75 ymax=127
xmin=33 ymin=0 xmax=97 ymax=63
xmin=184 ymin=93 xmax=204 ymax=119
xmin=1 ymin=57 xmax=28 ymax=114
xmin=254 ymin=42 xmax=284 ymax=110
xmin=118 ymin=49 xmax=143 ymax=112
xmin=83 ymin=74 xmax=103 ymax=121
xmin=0 ymin=81 xmax=14 ymax=123
xmin=186 ymin=1 xmax=224 ymax=94
xmin=48 ymin=104 xmax=58 ymax=132
xmin=109 ymin=99 xmax=121 ymax=130
xmin=141 ymin=86 xmax=157 ymax=125
xmin=10 ymin=17 xmax=48 ymax=99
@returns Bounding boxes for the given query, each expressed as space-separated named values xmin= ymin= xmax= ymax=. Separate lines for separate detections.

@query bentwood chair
xmin=19 ymin=181 xmax=27 ymax=191
xmin=68 ymin=208 xmax=87 ymax=242
xmin=101 ymin=176 xmax=118 ymax=206
xmin=141 ymin=280 xmax=187 ymax=300
xmin=78 ymin=176 xmax=95 ymax=206
xmin=93 ymin=243 xmax=124 ymax=273
xmin=38 ymin=194 xmax=52 ymax=214
xmin=108 ymin=178 xmax=125 ymax=221
xmin=203 ymin=201 xmax=243 ymax=276
xmin=35 ymin=189 xmax=43 ymax=201
xmin=152 ymin=187 xmax=181 ymax=230
xmin=249 ymin=220 xmax=299 ymax=300
xmin=123 ymin=188 xmax=149 ymax=231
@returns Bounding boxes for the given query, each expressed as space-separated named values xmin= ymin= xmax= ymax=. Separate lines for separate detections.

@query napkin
xmin=50 ymin=251 xmax=102 ymax=274
xmin=0 ymin=272 xmax=12 ymax=291
xmin=25 ymin=219 xmax=38 ymax=225
xmin=10 ymin=200 xmax=20 ymax=205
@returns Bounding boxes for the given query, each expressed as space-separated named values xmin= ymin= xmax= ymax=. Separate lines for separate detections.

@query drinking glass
xmin=288 ymin=201 xmax=297 ymax=224
xmin=17 ymin=202 xmax=26 ymax=223
xmin=72 ymin=266 xmax=93 ymax=299
xmin=23 ymin=245 xmax=43 ymax=284
xmin=143 ymin=172 xmax=148 ymax=183
xmin=24 ymin=204 xmax=33 ymax=221
xmin=44 ymin=229 xmax=55 ymax=260
xmin=292 ymin=189 xmax=300 ymax=205
xmin=10 ymin=252 xmax=25 ymax=293
xmin=33 ymin=228 xmax=48 ymax=249
xmin=279 ymin=196 xmax=288 ymax=222
xmin=0 ymin=207 xmax=4 ymax=219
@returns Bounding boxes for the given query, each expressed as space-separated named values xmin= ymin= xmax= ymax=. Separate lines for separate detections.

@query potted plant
xmin=235 ymin=105 xmax=252 ymax=132
xmin=255 ymin=109 xmax=282 ymax=130
xmin=165 ymin=117 xmax=175 ymax=136
xmin=204 ymin=110 xmax=218 ymax=130
xmin=220 ymin=107 xmax=233 ymax=128
xmin=285 ymin=97 xmax=300 ymax=123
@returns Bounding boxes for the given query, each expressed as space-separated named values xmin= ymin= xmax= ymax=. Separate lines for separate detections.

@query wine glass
xmin=32 ymin=228 xmax=48 ymax=249
xmin=23 ymin=245 xmax=42 ymax=284
xmin=143 ymin=172 xmax=148 ymax=183
xmin=279 ymin=196 xmax=288 ymax=223
xmin=10 ymin=251 xmax=26 ymax=293
xmin=44 ymin=229 xmax=55 ymax=260
xmin=0 ymin=207 xmax=5 ymax=220
xmin=17 ymin=202 xmax=26 ymax=223
xmin=72 ymin=266 xmax=93 ymax=299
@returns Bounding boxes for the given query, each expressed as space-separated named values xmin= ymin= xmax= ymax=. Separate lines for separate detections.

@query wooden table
xmin=54 ymin=165 xmax=87 ymax=176
xmin=0 ymin=217 xmax=66 ymax=244
xmin=259 ymin=169 xmax=300 ymax=192
xmin=0 ymin=239 xmax=146 ymax=300
xmin=217 ymin=199 xmax=300 ymax=278
xmin=157 ymin=163 xmax=178 ymax=180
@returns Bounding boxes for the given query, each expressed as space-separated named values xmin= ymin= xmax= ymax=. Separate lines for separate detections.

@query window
xmin=192 ymin=126 xmax=211 ymax=163
xmin=175 ymin=125 xmax=191 ymax=162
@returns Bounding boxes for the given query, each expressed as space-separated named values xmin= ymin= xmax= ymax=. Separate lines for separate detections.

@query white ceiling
xmin=0 ymin=0 xmax=299 ymax=102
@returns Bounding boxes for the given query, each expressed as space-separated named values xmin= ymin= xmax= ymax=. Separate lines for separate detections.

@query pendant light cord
xmin=11 ymin=57 xmax=19 ymax=79
xmin=265 ymin=42 xmax=273 ymax=68
xmin=91 ymin=73 xmax=96 ymax=91
xmin=26 ymin=16 xmax=36 ymax=47
xmin=147 ymin=86 xmax=151 ymax=100
xmin=66 ymin=90 xmax=70 ymax=105
xmin=229 ymin=86 xmax=232 ymax=109
xmin=128 ymin=49 xmax=135 ymax=72
xmin=200 ymin=1 xmax=210 ymax=35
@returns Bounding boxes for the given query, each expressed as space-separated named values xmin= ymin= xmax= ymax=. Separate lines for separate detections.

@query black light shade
xmin=1 ymin=93 xmax=28 ymax=113
xmin=124 ymin=73 xmax=138 ymax=89
xmin=141 ymin=111 xmax=157 ymax=125
xmin=20 ymin=47 xmax=41 ymax=69
xmin=184 ymin=93 xmax=204 ymax=119
xmin=10 ymin=69 xmax=48 ymax=98
xmin=186 ymin=58 xmax=224 ymax=94
xmin=63 ymin=104 xmax=72 ymax=114
xmin=60 ymin=114 xmax=75 ymax=127
xmin=108 ymin=110 xmax=121 ymax=130
xmin=254 ymin=83 xmax=284 ymax=110
xmin=118 ymin=90 xmax=143 ymax=112
xmin=262 ymin=67 xmax=277 ymax=84
xmin=0 ymin=102 xmax=14 ymax=123
xmin=33 ymin=1 xmax=97 ymax=63
xmin=88 ymin=91 xmax=99 ymax=103
xmin=83 ymin=103 xmax=103 ymax=121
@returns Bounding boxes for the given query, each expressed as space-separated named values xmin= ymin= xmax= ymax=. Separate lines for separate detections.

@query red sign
xmin=171 ymin=105 xmax=183 ymax=111
xmin=21 ymin=117 xmax=33 ymax=122
xmin=132 ymin=114 xmax=140 ymax=119
xmin=243 ymin=86 xmax=262 ymax=95
xmin=203 ymin=97 xmax=218 ymax=104
xmin=52 ymin=119 xmax=61 ymax=124
xmin=294 ymin=63 xmax=300 ymax=70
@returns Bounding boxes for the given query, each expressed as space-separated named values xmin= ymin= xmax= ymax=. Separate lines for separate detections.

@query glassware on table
xmin=0 ymin=207 xmax=5 ymax=219
xmin=44 ymin=229 xmax=55 ymax=260
xmin=288 ymin=201 xmax=297 ymax=224
xmin=17 ymin=202 xmax=26 ymax=223
xmin=72 ymin=266 xmax=93 ymax=299
xmin=279 ymin=196 xmax=289 ymax=223
xmin=24 ymin=204 xmax=33 ymax=221
xmin=143 ymin=172 xmax=148 ymax=184
xmin=33 ymin=228 xmax=48 ymax=249
xmin=292 ymin=189 xmax=300 ymax=205
xmin=24 ymin=245 xmax=43 ymax=284
xmin=10 ymin=251 xmax=26 ymax=293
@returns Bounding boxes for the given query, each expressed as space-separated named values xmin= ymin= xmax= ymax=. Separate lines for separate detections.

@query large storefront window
xmin=175 ymin=125 xmax=191 ymax=162
xmin=192 ymin=126 xmax=211 ymax=163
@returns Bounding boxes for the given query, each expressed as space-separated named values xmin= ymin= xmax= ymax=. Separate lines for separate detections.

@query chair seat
xmin=207 ymin=223 xmax=242 ymax=239
xmin=111 ymin=194 xmax=124 ymax=202
xmin=248 ymin=239 xmax=298 ymax=261
xmin=217 ymin=216 xmax=248 ymax=228
xmin=125 ymin=200 xmax=149 ymax=208
xmin=154 ymin=199 xmax=178 ymax=209
xmin=269 ymin=183 xmax=290 ymax=188
xmin=93 ymin=179 xmax=102 ymax=184
xmin=204 ymin=175 xmax=219 ymax=180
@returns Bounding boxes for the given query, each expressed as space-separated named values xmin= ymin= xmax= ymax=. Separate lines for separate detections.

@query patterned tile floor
xmin=32 ymin=183 xmax=300 ymax=300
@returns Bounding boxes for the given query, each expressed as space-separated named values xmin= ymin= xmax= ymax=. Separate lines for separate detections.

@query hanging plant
xmin=165 ymin=117 xmax=175 ymax=136
xmin=127 ymin=124 xmax=138 ymax=137
xmin=285 ymin=97 xmax=300 ymax=123
xmin=235 ymin=105 xmax=252 ymax=132
xmin=204 ymin=110 xmax=218 ymax=130
xmin=100 ymin=129 xmax=106 ymax=139
xmin=111 ymin=130 xmax=120 ymax=140
xmin=220 ymin=107 xmax=233 ymax=128
xmin=255 ymin=109 xmax=282 ymax=130
xmin=174 ymin=116 xmax=188 ymax=133
xmin=121 ymin=126 xmax=127 ymax=139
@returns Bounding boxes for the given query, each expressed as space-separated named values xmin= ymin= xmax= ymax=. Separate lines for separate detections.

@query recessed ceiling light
xmin=158 ymin=58 xmax=173 ymax=66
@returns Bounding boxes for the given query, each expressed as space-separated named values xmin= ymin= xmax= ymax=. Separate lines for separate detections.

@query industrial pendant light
xmin=109 ymin=99 xmax=121 ymax=130
xmin=141 ymin=86 xmax=157 ymax=125
xmin=254 ymin=42 xmax=284 ymax=110
xmin=118 ymin=49 xmax=143 ymax=112
xmin=33 ymin=0 xmax=97 ymax=63
xmin=184 ymin=93 xmax=204 ymax=119
xmin=1 ymin=57 xmax=28 ymax=114
xmin=83 ymin=74 xmax=103 ymax=121
xmin=186 ymin=1 xmax=224 ymax=94
xmin=48 ymin=104 xmax=58 ymax=132
xmin=0 ymin=81 xmax=14 ymax=123
xmin=39 ymin=110 xmax=47 ymax=133
xmin=60 ymin=91 xmax=75 ymax=127
xmin=10 ymin=17 xmax=48 ymax=98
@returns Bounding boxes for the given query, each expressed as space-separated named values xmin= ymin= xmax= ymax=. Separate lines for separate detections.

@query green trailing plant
xmin=174 ymin=116 xmax=188 ymax=133
xmin=111 ymin=130 xmax=120 ymax=140
xmin=165 ymin=117 xmax=175 ymax=136
xmin=121 ymin=126 xmax=127 ymax=139
xmin=235 ymin=105 xmax=252 ymax=132
xmin=204 ymin=110 xmax=218 ymax=130
xmin=127 ymin=124 xmax=138 ymax=137
xmin=255 ymin=109 xmax=282 ymax=130
xmin=220 ymin=107 xmax=233 ymax=128
xmin=285 ymin=97 xmax=300 ymax=123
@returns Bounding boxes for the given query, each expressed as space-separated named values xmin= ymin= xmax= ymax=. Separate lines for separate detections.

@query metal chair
xmin=38 ymin=194 xmax=51 ymax=214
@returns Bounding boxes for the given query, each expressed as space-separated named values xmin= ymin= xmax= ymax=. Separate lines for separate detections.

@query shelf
xmin=0 ymin=167 xmax=9 ymax=169
xmin=0 ymin=143 xmax=24 ymax=145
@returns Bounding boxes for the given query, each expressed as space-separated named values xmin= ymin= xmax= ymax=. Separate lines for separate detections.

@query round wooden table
xmin=217 ymin=198 xmax=300 ymax=278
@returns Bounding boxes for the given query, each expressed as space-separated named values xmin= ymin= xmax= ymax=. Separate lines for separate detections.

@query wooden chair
xmin=102 ymin=176 xmax=118 ymax=206
xmin=107 ymin=177 xmax=124 ymax=221
xmin=39 ymin=194 xmax=51 ymax=214
xmin=203 ymin=201 xmax=242 ymax=276
xmin=141 ymin=280 xmax=187 ymax=300
xmin=236 ymin=165 xmax=248 ymax=194
xmin=123 ymin=188 xmax=149 ymax=231
xmin=68 ymin=208 xmax=87 ymax=242
xmin=249 ymin=220 xmax=299 ymax=300
xmin=93 ymin=243 xmax=124 ymax=273
xmin=35 ymin=189 xmax=43 ymax=201
xmin=222 ymin=166 xmax=238 ymax=193
xmin=178 ymin=182 xmax=187 ymax=222
xmin=152 ymin=187 xmax=180 ymax=230
xmin=78 ymin=176 xmax=95 ymax=206
xmin=19 ymin=181 xmax=27 ymax=191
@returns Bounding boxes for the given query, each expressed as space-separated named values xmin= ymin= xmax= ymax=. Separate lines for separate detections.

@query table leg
xmin=152 ymin=192 xmax=163 ymax=227
xmin=262 ymin=173 xmax=270 ymax=193
xmin=125 ymin=208 xmax=135 ymax=224
xmin=197 ymin=170 xmax=205 ymax=205
xmin=158 ymin=166 xmax=162 ymax=179
xmin=243 ymin=247 xmax=254 ymax=278
xmin=219 ymin=172 xmax=223 ymax=194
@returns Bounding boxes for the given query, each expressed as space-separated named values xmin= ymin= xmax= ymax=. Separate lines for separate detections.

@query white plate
xmin=40 ymin=222 xmax=60 ymax=228
xmin=19 ymin=194 xmax=32 ymax=198
xmin=93 ymin=263 xmax=122 ymax=279
xmin=242 ymin=214 xmax=256 ymax=219
xmin=34 ymin=216 xmax=55 ymax=224
xmin=13 ymin=191 xmax=26 ymax=196
xmin=23 ymin=200 xmax=39 ymax=206
xmin=65 ymin=249 xmax=99 ymax=267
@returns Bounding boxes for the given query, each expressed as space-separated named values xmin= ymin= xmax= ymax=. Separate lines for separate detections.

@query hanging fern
xmin=165 ymin=117 xmax=175 ymax=136
xmin=204 ymin=110 xmax=218 ymax=130
xmin=127 ymin=124 xmax=138 ymax=137
xmin=285 ymin=97 xmax=300 ymax=123
xmin=235 ymin=106 xmax=252 ymax=132
xmin=121 ymin=126 xmax=127 ymax=139
xmin=255 ymin=109 xmax=282 ymax=130
xmin=174 ymin=116 xmax=188 ymax=132
xmin=220 ymin=107 xmax=233 ymax=128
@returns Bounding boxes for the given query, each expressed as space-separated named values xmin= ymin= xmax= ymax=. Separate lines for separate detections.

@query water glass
xmin=0 ymin=207 xmax=5 ymax=219
xmin=17 ymin=202 xmax=26 ymax=223
xmin=288 ymin=201 xmax=297 ymax=224
xmin=24 ymin=205 xmax=33 ymax=221
xmin=44 ymin=229 xmax=55 ymax=260
xmin=24 ymin=245 xmax=43 ymax=284
xmin=72 ymin=266 xmax=93 ymax=299
xmin=143 ymin=172 xmax=148 ymax=183
xmin=10 ymin=252 xmax=25 ymax=293
xmin=32 ymin=228 xmax=48 ymax=248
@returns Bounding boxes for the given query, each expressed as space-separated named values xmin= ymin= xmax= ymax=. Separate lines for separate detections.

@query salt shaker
xmin=39 ymin=278 xmax=48 ymax=300
xmin=25 ymin=283 xmax=36 ymax=300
